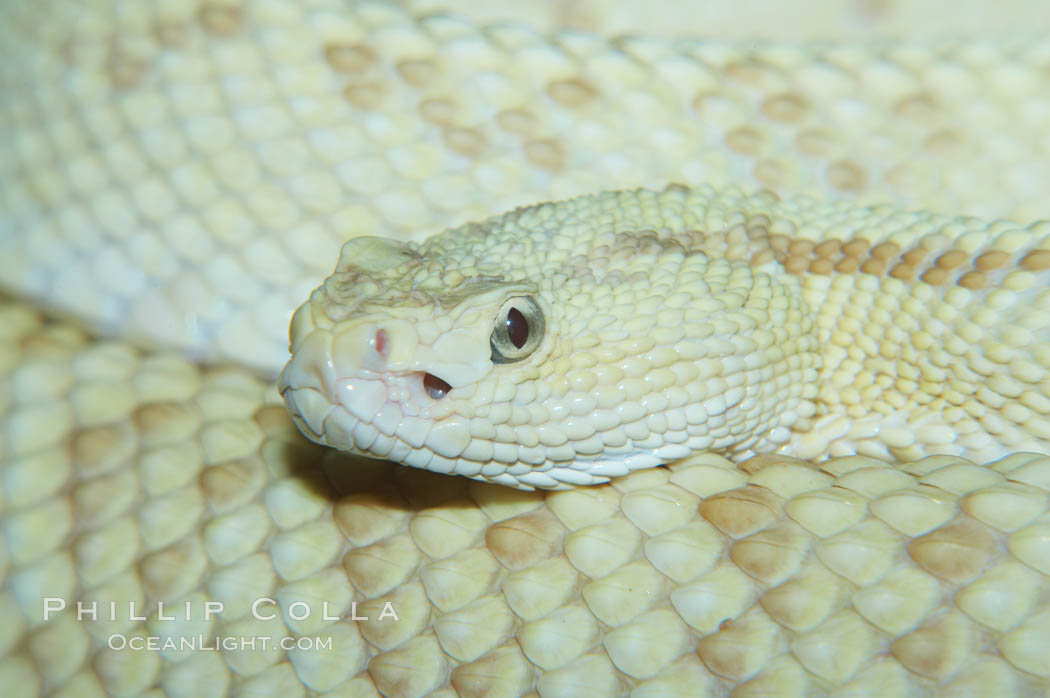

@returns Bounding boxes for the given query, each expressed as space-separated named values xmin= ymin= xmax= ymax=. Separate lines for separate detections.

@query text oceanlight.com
xmin=107 ymin=634 xmax=333 ymax=652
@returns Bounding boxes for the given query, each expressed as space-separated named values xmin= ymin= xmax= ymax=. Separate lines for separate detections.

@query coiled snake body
xmin=2 ymin=1 xmax=1050 ymax=696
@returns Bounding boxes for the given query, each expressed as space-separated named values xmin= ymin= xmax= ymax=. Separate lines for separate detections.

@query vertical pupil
xmin=506 ymin=307 xmax=529 ymax=349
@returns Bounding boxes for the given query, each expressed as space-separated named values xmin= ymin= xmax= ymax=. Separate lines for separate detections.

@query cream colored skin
xmin=5 ymin=0 xmax=1050 ymax=695
xmin=280 ymin=185 xmax=1050 ymax=489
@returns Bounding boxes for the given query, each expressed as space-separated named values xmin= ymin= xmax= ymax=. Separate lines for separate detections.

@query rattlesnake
xmin=3 ymin=1 xmax=1050 ymax=696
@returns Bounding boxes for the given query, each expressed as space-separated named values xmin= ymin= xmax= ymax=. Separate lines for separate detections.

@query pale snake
xmin=3 ymin=1 xmax=1050 ymax=696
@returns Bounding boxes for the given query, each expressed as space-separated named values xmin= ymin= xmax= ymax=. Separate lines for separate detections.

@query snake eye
xmin=491 ymin=296 xmax=544 ymax=364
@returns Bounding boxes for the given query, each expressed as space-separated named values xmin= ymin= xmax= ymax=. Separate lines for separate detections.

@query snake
xmin=2 ymin=1 xmax=1050 ymax=696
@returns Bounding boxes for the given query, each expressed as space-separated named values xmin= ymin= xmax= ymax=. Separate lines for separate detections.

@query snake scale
xmin=2 ymin=1 xmax=1050 ymax=696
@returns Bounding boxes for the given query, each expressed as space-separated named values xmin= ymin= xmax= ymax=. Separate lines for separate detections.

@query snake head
xmin=279 ymin=188 xmax=821 ymax=489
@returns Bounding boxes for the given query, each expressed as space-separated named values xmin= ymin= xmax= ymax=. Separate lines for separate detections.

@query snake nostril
xmin=422 ymin=372 xmax=452 ymax=400
xmin=374 ymin=328 xmax=389 ymax=359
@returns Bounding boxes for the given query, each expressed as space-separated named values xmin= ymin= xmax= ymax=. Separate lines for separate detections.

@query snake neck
xmin=771 ymin=236 xmax=1050 ymax=465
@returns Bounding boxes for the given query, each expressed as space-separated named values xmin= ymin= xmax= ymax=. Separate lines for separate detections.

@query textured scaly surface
xmin=4 ymin=0 xmax=1050 ymax=371
xmin=280 ymin=185 xmax=1050 ymax=488
xmin=2 ymin=0 xmax=1050 ymax=696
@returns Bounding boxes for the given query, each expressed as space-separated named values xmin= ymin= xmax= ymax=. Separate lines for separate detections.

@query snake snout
xmin=279 ymin=322 xmax=393 ymax=446
xmin=280 ymin=322 xmax=392 ymax=403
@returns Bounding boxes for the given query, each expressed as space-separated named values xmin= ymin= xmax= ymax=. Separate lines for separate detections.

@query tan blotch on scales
xmin=282 ymin=186 xmax=1050 ymax=488
xmin=4 ymin=304 xmax=1050 ymax=695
